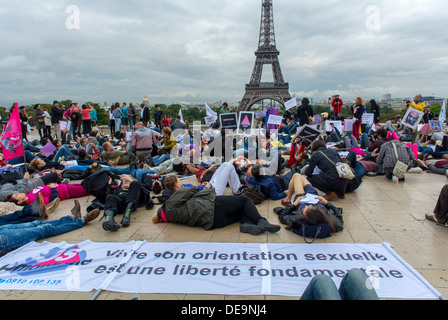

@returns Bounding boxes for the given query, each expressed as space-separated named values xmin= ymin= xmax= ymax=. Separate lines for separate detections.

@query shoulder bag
xmin=319 ymin=151 xmax=355 ymax=180
xmin=391 ymin=143 xmax=408 ymax=179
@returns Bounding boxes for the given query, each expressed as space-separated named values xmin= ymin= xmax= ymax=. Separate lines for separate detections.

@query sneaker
xmin=240 ymin=223 xmax=264 ymax=236
xmin=83 ymin=209 xmax=101 ymax=224
xmin=60 ymin=178 xmax=70 ymax=185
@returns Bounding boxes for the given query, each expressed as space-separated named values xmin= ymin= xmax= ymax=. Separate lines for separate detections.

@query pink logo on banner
xmin=1 ymin=103 xmax=24 ymax=162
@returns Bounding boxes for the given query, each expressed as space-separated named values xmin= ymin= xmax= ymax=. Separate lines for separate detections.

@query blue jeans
xmin=153 ymin=154 xmax=171 ymax=166
xmin=0 ymin=206 xmax=36 ymax=226
xmin=7 ymin=150 xmax=37 ymax=165
xmin=300 ymin=269 xmax=379 ymax=300
xmin=102 ymin=166 xmax=137 ymax=177
xmin=115 ymin=119 xmax=122 ymax=133
xmin=54 ymin=145 xmax=76 ymax=162
xmin=0 ymin=216 xmax=85 ymax=255
xmin=346 ymin=151 xmax=366 ymax=176
xmin=134 ymin=169 xmax=158 ymax=183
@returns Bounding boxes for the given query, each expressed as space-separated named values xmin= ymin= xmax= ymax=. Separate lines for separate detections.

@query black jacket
xmin=142 ymin=107 xmax=150 ymax=122
xmin=305 ymin=147 xmax=348 ymax=196
xmin=296 ymin=104 xmax=314 ymax=126
xmin=51 ymin=106 xmax=64 ymax=125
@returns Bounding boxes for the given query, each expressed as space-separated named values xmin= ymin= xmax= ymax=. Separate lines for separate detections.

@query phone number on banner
xmin=0 ymin=278 xmax=62 ymax=286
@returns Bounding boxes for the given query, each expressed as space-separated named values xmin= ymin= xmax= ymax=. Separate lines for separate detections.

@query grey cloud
xmin=0 ymin=0 xmax=447 ymax=107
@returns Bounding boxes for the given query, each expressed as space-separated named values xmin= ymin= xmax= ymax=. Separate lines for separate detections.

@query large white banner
xmin=0 ymin=241 xmax=441 ymax=299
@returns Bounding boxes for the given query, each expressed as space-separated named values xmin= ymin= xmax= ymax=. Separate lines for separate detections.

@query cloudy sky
xmin=1 ymin=0 xmax=447 ymax=107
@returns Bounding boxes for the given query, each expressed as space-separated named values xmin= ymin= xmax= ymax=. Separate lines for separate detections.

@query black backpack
xmin=81 ymin=170 xmax=116 ymax=201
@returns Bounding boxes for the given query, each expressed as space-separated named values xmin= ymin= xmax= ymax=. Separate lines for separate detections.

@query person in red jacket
xmin=332 ymin=95 xmax=344 ymax=120
xmin=161 ymin=115 xmax=171 ymax=128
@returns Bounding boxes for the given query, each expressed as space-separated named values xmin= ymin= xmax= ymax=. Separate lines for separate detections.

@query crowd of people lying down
xmin=1 ymin=99 xmax=447 ymax=258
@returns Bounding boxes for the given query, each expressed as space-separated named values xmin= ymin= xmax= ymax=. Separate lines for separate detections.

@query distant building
xmin=142 ymin=96 xmax=150 ymax=107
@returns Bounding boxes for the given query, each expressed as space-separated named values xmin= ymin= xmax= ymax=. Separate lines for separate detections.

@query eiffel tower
xmin=238 ymin=0 xmax=292 ymax=112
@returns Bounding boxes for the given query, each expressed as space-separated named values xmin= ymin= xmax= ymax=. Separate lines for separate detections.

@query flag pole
xmin=16 ymin=103 xmax=28 ymax=174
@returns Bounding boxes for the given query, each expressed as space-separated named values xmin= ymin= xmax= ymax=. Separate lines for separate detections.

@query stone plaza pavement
xmin=1 ymin=136 xmax=447 ymax=300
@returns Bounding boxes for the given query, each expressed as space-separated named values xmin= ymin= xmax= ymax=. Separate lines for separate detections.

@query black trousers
xmin=212 ymin=195 xmax=263 ymax=229
xmin=40 ymin=172 xmax=62 ymax=184
xmin=104 ymin=181 xmax=141 ymax=216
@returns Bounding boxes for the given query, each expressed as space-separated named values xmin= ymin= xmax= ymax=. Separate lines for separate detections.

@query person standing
xmin=422 ymin=107 xmax=434 ymax=124
xmin=296 ymin=98 xmax=314 ymax=126
xmin=81 ymin=104 xmax=94 ymax=136
xmin=19 ymin=106 xmax=30 ymax=142
xmin=154 ymin=105 xmax=163 ymax=130
xmin=43 ymin=107 xmax=52 ymax=139
xmin=127 ymin=103 xmax=137 ymax=131
xmin=140 ymin=103 xmax=150 ymax=128
xmin=370 ymin=99 xmax=381 ymax=124
xmin=121 ymin=102 xmax=129 ymax=133
xmin=90 ymin=105 xmax=98 ymax=128
xmin=51 ymin=101 xmax=64 ymax=140
xmin=352 ymin=97 xmax=365 ymax=141
xmin=113 ymin=102 xmax=122 ymax=134
xmin=34 ymin=104 xmax=45 ymax=140
xmin=162 ymin=114 xmax=171 ymax=128
xmin=109 ymin=105 xmax=116 ymax=135
xmin=332 ymin=95 xmax=344 ymax=120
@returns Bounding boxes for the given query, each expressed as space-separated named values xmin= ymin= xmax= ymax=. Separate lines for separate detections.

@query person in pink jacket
xmin=6 ymin=183 xmax=89 ymax=206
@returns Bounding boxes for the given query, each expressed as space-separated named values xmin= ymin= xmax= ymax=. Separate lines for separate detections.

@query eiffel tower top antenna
xmin=259 ymin=0 xmax=277 ymax=51
xmin=238 ymin=0 xmax=292 ymax=112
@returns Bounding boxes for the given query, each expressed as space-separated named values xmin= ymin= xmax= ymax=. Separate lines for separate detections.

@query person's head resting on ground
xmin=251 ymin=163 xmax=273 ymax=180
xmin=286 ymin=204 xmax=335 ymax=231
xmin=152 ymin=180 xmax=164 ymax=195
xmin=164 ymin=175 xmax=182 ymax=192
xmin=29 ymin=158 xmax=47 ymax=171
xmin=173 ymin=162 xmax=187 ymax=175
xmin=5 ymin=193 xmax=29 ymax=206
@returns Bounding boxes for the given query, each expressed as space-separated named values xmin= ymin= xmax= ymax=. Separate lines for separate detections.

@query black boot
xmin=257 ymin=218 xmax=281 ymax=233
xmin=102 ymin=210 xmax=120 ymax=232
xmin=120 ymin=203 xmax=134 ymax=227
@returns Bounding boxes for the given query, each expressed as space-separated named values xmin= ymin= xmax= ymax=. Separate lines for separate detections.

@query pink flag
xmin=1 ymin=103 xmax=24 ymax=162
